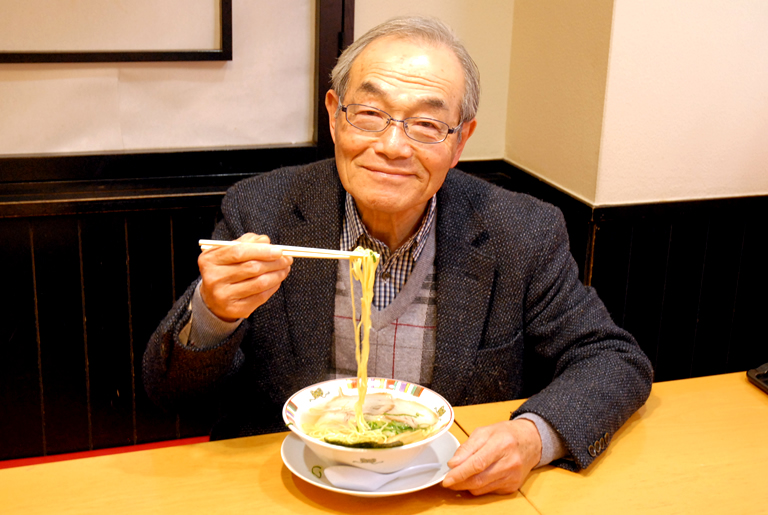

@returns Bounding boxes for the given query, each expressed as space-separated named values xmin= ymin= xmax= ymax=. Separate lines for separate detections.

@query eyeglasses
xmin=340 ymin=104 xmax=462 ymax=144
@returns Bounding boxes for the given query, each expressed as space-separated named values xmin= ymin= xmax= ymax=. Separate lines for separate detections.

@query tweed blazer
xmin=143 ymin=159 xmax=652 ymax=471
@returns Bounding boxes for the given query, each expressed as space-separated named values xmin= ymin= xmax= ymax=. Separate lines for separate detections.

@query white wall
xmin=355 ymin=0 xmax=515 ymax=161
xmin=504 ymin=0 xmax=614 ymax=205
xmin=502 ymin=0 xmax=768 ymax=206
xmin=0 ymin=0 xmax=315 ymax=157
xmin=2 ymin=0 xmax=765 ymax=206
xmin=595 ymin=0 xmax=768 ymax=205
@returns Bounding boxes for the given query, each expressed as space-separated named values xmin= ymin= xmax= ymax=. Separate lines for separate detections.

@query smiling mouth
xmin=363 ymin=166 xmax=414 ymax=177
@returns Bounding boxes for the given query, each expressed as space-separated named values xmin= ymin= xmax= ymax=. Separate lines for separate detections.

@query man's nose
xmin=375 ymin=120 xmax=414 ymax=158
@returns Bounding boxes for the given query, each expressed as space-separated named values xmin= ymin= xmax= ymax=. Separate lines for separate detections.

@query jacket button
xmin=588 ymin=445 xmax=597 ymax=457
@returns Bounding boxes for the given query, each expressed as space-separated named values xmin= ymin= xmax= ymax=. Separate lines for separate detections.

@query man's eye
xmin=357 ymin=109 xmax=384 ymax=118
xmin=411 ymin=119 xmax=441 ymax=131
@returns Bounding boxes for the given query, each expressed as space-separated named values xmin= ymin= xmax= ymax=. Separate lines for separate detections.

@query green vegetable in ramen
xmin=302 ymin=391 xmax=440 ymax=448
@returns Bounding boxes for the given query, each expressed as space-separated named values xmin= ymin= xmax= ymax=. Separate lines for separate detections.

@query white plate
xmin=281 ymin=431 xmax=460 ymax=498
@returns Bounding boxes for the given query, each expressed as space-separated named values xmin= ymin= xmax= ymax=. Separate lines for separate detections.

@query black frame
xmin=0 ymin=0 xmax=233 ymax=63
xmin=0 ymin=0 xmax=354 ymax=217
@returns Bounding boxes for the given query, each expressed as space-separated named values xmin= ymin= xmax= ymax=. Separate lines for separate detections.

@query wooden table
xmin=0 ymin=423 xmax=538 ymax=514
xmin=453 ymin=372 xmax=768 ymax=514
xmin=2 ymin=373 xmax=765 ymax=514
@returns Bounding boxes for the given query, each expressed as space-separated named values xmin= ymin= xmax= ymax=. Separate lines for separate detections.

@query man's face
xmin=326 ymin=37 xmax=476 ymax=226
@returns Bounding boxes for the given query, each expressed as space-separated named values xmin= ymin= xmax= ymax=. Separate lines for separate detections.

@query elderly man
xmin=144 ymin=16 xmax=652 ymax=495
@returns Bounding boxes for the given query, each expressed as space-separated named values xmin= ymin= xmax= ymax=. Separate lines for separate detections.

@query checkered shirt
xmin=340 ymin=192 xmax=436 ymax=309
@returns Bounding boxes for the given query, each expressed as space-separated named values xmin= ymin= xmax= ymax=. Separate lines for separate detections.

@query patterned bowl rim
xmin=282 ymin=377 xmax=455 ymax=453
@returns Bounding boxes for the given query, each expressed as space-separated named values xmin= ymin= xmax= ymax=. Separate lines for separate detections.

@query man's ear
xmin=450 ymin=118 xmax=478 ymax=168
xmin=325 ymin=90 xmax=341 ymax=144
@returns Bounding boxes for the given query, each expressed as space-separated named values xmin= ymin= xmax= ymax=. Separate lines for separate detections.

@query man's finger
xmin=200 ymin=254 xmax=292 ymax=288
xmin=201 ymin=233 xmax=276 ymax=260
xmin=236 ymin=233 xmax=270 ymax=244
xmin=443 ymin=439 xmax=499 ymax=487
xmin=229 ymin=241 xmax=284 ymax=262
xmin=446 ymin=429 xmax=490 ymax=468
xmin=227 ymin=265 xmax=292 ymax=299
xmin=202 ymin=241 xmax=286 ymax=266
xmin=444 ymin=444 xmax=525 ymax=493
xmin=225 ymin=284 xmax=282 ymax=318
xmin=202 ymin=265 xmax=291 ymax=320
xmin=467 ymin=476 xmax=522 ymax=496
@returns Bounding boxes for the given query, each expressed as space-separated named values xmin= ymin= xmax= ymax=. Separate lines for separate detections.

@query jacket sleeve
xmin=142 ymin=190 xmax=249 ymax=411
xmin=142 ymin=279 xmax=248 ymax=410
xmin=511 ymin=206 xmax=653 ymax=471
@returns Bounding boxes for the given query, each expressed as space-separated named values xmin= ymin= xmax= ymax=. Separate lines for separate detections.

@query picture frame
xmin=0 ymin=0 xmax=232 ymax=63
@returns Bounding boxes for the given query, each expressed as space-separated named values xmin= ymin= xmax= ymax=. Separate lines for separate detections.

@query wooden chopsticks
xmin=198 ymin=239 xmax=364 ymax=260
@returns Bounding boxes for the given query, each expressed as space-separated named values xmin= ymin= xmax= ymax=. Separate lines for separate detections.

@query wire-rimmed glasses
xmin=340 ymin=104 xmax=462 ymax=144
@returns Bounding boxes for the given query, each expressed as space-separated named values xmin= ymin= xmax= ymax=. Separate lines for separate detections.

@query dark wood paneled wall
xmin=0 ymin=0 xmax=358 ymax=462
xmin=0 ymin=144 xmax=323 ymax=461
xmin=590 ymin=198 xmax=768 ymax=382
xmin=465 ymin=162 xmax=768 ymax=382
xmin=2 ymin=157 xmax=766 ymax=462
xmin=0 ymin=206 xmax=219 ymax=460
xmin=2 ymin=0 xmax=766 ymax=461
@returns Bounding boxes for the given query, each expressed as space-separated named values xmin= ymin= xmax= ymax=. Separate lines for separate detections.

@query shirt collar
xmin=341 ymin=192 xmax=436 ymax=262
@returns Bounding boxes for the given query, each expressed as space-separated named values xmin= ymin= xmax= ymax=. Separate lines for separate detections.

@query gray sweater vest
xmin=331 ymin=227 xmax=437 ymax=386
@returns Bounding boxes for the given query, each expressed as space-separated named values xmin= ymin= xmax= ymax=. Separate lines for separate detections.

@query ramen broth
xmin=303 ymin=391 xmax=440 ymax=447
xmin=301 ymin=248 xmax=443 ymax=448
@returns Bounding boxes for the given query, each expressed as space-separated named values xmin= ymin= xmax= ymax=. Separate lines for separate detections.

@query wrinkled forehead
xmin=347 ymin=36 xmax=465 ymax=113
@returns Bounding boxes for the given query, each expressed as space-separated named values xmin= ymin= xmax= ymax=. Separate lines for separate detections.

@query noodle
xmin=304 ymin=390 xmax=441 ymax=446
xmin=349 ymin=247 xmax=378 ymax=431
xmin=300 ymin=247 xmax=441 ymax=448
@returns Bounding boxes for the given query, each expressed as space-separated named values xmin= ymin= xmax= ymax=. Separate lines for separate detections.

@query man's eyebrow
xmin=355 ymin=81 xmax=449 ymax=111
xmin=357 ymin=81 xmax=385 ymax=97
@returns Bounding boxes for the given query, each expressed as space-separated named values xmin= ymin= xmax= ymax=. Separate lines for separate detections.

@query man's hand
xmin=442 ymin=419 xmax=542 ymax=495
xmin=198 ymin=233 xmax=293 ymax=322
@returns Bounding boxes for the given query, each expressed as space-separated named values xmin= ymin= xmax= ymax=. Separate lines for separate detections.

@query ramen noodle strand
xmin=349 ymin=248 xmax=379 ymax=431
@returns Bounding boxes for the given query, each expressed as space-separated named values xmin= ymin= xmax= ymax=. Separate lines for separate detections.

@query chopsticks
xmin=198 ymin=239 xmax=364 ymax=260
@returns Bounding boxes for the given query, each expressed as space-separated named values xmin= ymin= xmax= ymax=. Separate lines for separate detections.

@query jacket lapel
xmin=431 ymin=172 xmax=496 ymax=405
xmin=277 ymin=161 xmax=345 ymax=388
xmin=268 ymin=163 xmax=496 ymax=405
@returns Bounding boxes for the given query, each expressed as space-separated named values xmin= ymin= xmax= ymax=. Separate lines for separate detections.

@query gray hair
xmin=330 ymin=16 xmax=480 ymax=125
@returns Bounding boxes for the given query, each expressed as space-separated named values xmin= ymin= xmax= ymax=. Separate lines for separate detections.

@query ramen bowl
xmin=283 ymin=377 xmax=454 ymax=473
